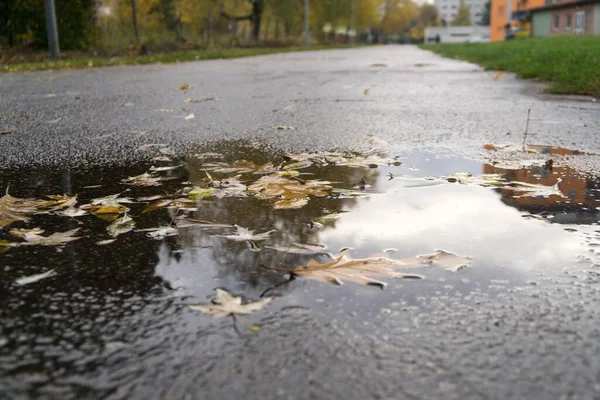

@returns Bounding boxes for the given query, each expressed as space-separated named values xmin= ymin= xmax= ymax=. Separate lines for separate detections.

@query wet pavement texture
xmin=2 ymin=46 xmax=600 ymax=400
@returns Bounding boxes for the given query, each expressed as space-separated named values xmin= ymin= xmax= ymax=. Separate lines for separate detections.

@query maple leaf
xmin=285 ymin=251 xmax=424 ymax=287
xmin=502 ymin=178 xmax=564 ymax=198
xmin=107 ymin=214 xmax=136 ymax=237
xmin=82 ymin=193 xmax=132 ymax=214
xmin=416 ymin=250 xmax=471 ymax=272
xmin=139 ymin=226 xmax=178 ymax=240
xmin=10 ymin=227 xmax=44 ymax=238
xmin=217 ymin=225 xmax=275 ymax=242
xmin=0 ymin=190 xmax=46 ymax=229
xmin=121 ymin=172 xmax=164 ymax=186
xmin=42 ymin=194 xmax=78 ymax=211
xmin=447 ymin=172 xmax=505 ymax=186
xmin=143 ymin=198 xmax=196 ymax=213
xmin=247 ymin=173 xmax=332 ymax=209
xmin=21 ymin=228 xmax=81 ymax=246
xmin=188 ymin=288 xmax=272 ymax=318
xmin=52 ymin=207 xmax=88 ymax=217
xmin=203 ymin=160 xmax=258 ymax=174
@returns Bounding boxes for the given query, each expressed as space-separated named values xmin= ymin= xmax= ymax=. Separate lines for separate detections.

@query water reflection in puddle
xmin=1 ymin=143 xmax=599 ymax=396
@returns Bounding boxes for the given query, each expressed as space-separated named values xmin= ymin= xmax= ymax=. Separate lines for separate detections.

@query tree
xmin=410 ymin=3 xmax=440 ymax=41
xmin=480 ymin=0 xmax=490 ymax=25
xmin=380 ymin=0 xmax=419 ymax=35
xmin=0 ymin=0 xmax=95 ymax=49
xmin=214 ymin=0 xmax=264 ymax=42
xmin=451 ymin=0 xmax=471 ymax=26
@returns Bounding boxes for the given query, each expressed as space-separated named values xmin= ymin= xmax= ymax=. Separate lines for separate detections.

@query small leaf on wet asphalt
xmin=364 ymin=88 xmax=370 ymax=95
xmin=503 ymin=179 xmax=564 ymax=198
xmin=143 ymin=198 xmax=196 ymax=213
xmin=188 ymin=288 xmax=272 ymax=318
xmin=21 ymin=228 xmax=81 ymax=246
xmin=0 ymin=239 xmax=18 ymax=251
xmin=417 ymin=250 xmax=471 ymax=272
xmin=148 ymin=165 xmax=182 ymax=172
xmin=266 ymin=243 xmax=328 ymax=255
xmin=276 ymin=126 xmax=296 ymax=130
xmin=217 ymin=225 xmax=275 ymax=242
xmin=180 ymin=83 xmax=190 ymax=90
xmin=121 ymin=172 xmax=164 ymax=186
xmin=313 ymin=213 xmax=344 ymax=225
xmin=107 ymin=215 xmax=135 ymax=237
xmin=447 ymin=172 xmax=505 ymax=186
xmin=0 ymin=129 xmax=19 ymax=135
xmin=10 ymin=227 xmax=44 ymax=238
xmin=96 ymin=239 xmax=116 ymax=246
xmin=184 ymin=113 xmax=196 ymax=120
xmin=187 ymin=187 xmax=216 ymax=200
xmin=273 ymin=197 xmax=308 ymax=209
xmin=140 ymin=226 xmax=178 ymax=239
xmin=15 ymin=269 xmax=57 ymax=286
xmin=53 ymin=207 xmax=88 ymax=217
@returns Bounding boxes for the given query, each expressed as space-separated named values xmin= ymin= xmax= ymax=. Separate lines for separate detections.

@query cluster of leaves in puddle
xmin=0 ymin=146 xmax=574 ymax=321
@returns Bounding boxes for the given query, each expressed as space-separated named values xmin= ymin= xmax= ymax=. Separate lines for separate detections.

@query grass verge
xmin=1 ymin=44 xmax=364 ymax=73
xmin=421 ymin=36 xmax=600 ymax=98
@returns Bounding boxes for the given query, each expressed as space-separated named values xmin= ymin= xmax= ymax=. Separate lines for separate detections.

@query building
xmin=436 ymin=0 xmax=488 ymax=25
xmin=490 ymin=0 xmax=546 ymax=40
xmin=530 ymin=0 xmax=600 ymax=36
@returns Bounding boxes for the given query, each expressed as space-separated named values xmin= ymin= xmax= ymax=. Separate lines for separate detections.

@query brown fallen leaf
xmin=10 ymin=227 xmax=44 ymax=238
xmin=143 ymin=198 xmax=196 ymax=213
xmin=180 ymin=83 xmax=190 ymax=90
xmin=247 ymin=173 xmax=332 ymax=209
xmin=0 ymin=129 xmax=19 ymax=135
xmin=121 ymin=172 xmax=164 ymax=186
xmin=416 ymin=250 xmax=471 ymax=272
xmin=0 ymin=191 xmax=47 ymax=229
xmin=21 ymin=228 xmax=81 ymax=246
xmin=284 ymin=251 xmax=424 ymax=287
xmin=188 ymin=288 xmax=272 ymax=318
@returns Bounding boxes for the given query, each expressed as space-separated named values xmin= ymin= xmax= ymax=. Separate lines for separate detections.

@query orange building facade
xmin=491 ymin=0 xmax=546 ymax=40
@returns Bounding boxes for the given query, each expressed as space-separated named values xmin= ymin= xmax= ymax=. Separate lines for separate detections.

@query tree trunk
xmin=250 ymin=0 xmax=263 ymax=42
xmin=263 ymin=16 xmax=270 ymax=41
xmin=130 ymin=0 xmax=140 ymax=43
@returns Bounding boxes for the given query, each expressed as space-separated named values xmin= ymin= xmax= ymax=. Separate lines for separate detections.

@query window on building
xmin=565 ymin=13 xmax=572 ymax=30
xmin=552 ymin=13 xmax=560 ymax=30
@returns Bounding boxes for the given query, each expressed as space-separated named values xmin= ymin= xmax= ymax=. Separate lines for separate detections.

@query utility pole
xmin=304 ymin=0 xmax=309 ymax=47
xmin=44 ymin=0 xmax=60 ymax=60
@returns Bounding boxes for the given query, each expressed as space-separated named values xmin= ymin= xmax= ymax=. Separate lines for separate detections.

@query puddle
xmin=1 ymin=142 xmax=599 ymax=396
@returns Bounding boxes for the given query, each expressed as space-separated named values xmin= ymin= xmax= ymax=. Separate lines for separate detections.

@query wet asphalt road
xmin=1 ymin=45 xmax=599 ymax=168
xmin=2 ymin=46 xmax=600 ymax=400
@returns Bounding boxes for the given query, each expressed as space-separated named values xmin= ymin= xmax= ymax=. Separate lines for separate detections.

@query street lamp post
xmin=44 ymin=0 xmax=60 ymax=60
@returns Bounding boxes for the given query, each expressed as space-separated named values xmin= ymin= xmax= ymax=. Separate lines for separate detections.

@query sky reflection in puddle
xmin=2 ymin=144 xmax=600 ymax=396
